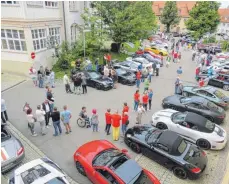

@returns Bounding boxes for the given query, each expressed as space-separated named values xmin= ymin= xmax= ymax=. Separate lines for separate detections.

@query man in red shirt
xmin=105 ymin=109 xmax=112 ymax=135
xmin=142 ymin=92 xmax=149 ymax=111
xmin=121 ymin=112 xmax=129 ymax=135
xmin=111 ymin=110 xmax=121 ymax=141
xmin=134 ymin=90 xmax=140 ymax=111
xmin=195 ymin=67 xmax=200 ymax=80
xmin=199 ymin=78 xmax=204 ymax=87
xmin=173 ymin=52 xmax=178 ymax=63
xmin=122 ymin=102 xmax=129 ymax=116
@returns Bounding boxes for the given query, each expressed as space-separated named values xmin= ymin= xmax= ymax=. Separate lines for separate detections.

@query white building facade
xmin=1 ymin=1 xmax=90 ymax=74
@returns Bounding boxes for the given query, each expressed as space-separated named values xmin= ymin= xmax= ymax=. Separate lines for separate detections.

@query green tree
xmin=185 ymin=1 xmax=220 ymax=40
xmin=92 ymin=1 xmax=156 ymax=51
xmin=160 ymin=1 xmax=180 ymax=33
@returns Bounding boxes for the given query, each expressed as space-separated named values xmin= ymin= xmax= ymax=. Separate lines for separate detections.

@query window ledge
xmin=27 ymin=5 xmax=44 ymax=8
xmin=1 ymin=4 xmax=20 ymax=7
xmin=69 ymin=10 xmax=79 ymax=12
xmin=1 ymin=49 xmax=27 ymax=54
xmin=45 ymin=6 xmax=59 ymax=9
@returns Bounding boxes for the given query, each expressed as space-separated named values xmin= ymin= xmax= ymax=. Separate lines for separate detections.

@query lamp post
xmin=83 ymin=29 xmax=91 ymax=58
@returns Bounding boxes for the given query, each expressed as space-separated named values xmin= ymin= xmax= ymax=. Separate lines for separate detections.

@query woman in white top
xmin=29 ymin=66 xmax=37 ymax=87
xmin=136 ymin=103 xmax=145 ymax=124
xmin=26 ymin=108 xmax=37 ymax=136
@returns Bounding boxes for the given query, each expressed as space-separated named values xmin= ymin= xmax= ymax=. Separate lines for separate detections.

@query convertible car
xmin=182 ymin=86 xmax=229 ymax=108
xmin=73 ymin=140 xmax=160 ymax=184
xmin=1 ymin=126 xmax=25 ymax=173
xmin=151 ymin=109 xmax=227 ymax=150
xmin=162 ymin=95 xmax=225 ymax=124
xmin=124 ymin=125 xmax=207 ymax=179
xmin=72 ymin=70 xmax=114 ymax=91
xmin=8 ymin=158 xmax=69 ymax=184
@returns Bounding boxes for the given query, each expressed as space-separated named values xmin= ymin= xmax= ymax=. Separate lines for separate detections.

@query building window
xmin=48 ymin=27 xmax=61 ymax=47
xmin=69 ymin=1 xmax=78 ymax=11
xmin=31 ymin=29 xmax=47 ymax=51
xmin=27 ymin=1 xmax=43 ymax=7
xmin=1 ymin=1 xmax=18 ymax=5
xmin=45 ymin=1 xmax=58 ymax=8
xmin=71 ymin=24 xmax=77 ymax=43
xmin=1 ymin=29 xmax=27 ymax=51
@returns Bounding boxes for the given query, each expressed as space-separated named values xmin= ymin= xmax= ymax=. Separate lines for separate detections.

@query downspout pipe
xmin=62 ymin=1 xmax=67 ymax=41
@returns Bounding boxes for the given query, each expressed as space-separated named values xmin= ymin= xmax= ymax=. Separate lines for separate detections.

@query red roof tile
xmin=218 ymin=8 xmax=229 ymax=23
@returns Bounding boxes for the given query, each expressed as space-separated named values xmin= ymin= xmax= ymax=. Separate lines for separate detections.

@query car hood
xmin=153 ymin=109 xmax=177 ymax=118
xmin=1 ymin=139 xmax=18 ymax=163
xmin=93 ymin=77 xmax=113 ymax=85
xmin=163 ymin=95 xmax=181 ymax=104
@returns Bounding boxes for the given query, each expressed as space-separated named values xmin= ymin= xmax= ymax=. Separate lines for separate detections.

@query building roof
xmin=218 ymin=8 xmax=229 ymax=23
xmin=152 ymin=1 xmax=196 ymax=18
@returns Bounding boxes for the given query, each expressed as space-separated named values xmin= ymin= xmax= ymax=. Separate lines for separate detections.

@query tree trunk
xmin=117 ymin=42 xmax=121 ymax=53
xmin=166 ymin=24 xmax=170 ymax=33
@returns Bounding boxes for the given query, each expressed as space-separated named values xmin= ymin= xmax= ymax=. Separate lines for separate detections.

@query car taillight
xmin=17 ymin=147 xmax=24 ymax=156
xmin=218 ymin=115 xmax=225 ymax=119
xmin=191 ymin=167 xmax=201 ymax=174
xmin=220 ymin=103 xmax=227 ymax=106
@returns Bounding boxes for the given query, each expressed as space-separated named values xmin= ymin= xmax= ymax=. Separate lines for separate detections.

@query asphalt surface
xmin=2 ymin=46 xmax=229 ymax=184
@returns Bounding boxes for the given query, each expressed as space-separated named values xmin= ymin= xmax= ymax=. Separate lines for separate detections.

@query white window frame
xmin=48 ymin=27 xmax=61 ymax=47
xmin=1 ymin=29 xmax=27 ymax=52
xmin=45 ymin=1 xmax=58 ymax=8
xmin=1 ymin=1 xmax=19 ymax=5
xmin=69 ymin=1 xmax=79 ymax=12
xmin=31 ymin=29 xmax=47 ymax=51
xmin=27 ymin=1 xmax=43 ymax=7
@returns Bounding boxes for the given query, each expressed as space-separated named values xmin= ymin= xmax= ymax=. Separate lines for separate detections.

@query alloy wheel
xmin=130 ymin=142 xmax=141 ymax=153
xmin=197 ymin=139 xmax=211 ymax=150
xmin=75 ymin=161 xmax=86 ymax=176
xmin=156 ymin=123 xmax=168 ymax=130
xmin=223 ymin=85 xmax=229 ymax=91
xmin=173 ymin=167 xmax=187 ymax=179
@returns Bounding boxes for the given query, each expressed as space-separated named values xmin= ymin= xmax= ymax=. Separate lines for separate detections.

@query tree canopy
xmin=160 ymin=1 xmax=180 ymax=33
xmin=92 ymin=1 xmax=156 ymax=44
xmin=185 ymin=1 xmax=220 ymax=39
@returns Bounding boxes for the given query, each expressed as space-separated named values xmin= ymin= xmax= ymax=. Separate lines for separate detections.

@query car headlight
xmin=126 ymin=134 xmax=131 ymax=138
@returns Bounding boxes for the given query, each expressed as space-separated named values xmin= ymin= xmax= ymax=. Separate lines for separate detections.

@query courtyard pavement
xmin=2 ymin=47 xmax=229 ymax=184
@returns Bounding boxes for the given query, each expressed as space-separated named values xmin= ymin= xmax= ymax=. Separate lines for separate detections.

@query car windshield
xmin=205 ymin=120 xmax=215 ymax=132
xmin=45 ymin=177 xmax=66 ymax=184
xmin=177 ymin=140 xmax=187 ymax=154
xmin=89 ymin=72 xmax=101 ymax=79
xmin=93 ymin=149 xmax=123 ymax=167
xmin=116 ymin=68 xmax=127 ymax=75
xmin=146 ymin=130 xmax=162 ymax=145
xmin=214 ymin=90 xmax=226 ymax=99
xmin=172 ymin=112 xmax=187 ymax=123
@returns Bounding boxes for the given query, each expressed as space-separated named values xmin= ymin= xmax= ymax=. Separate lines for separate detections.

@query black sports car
xmin=124 ymin=125 xmax=207 ymax=180
xmin=162 ymin=95 xmax=225 ymax=124
xmin=113 ymin=67 xmax=136 ymax=85
xmin=73 ymin=70 xmax=114 ymax=90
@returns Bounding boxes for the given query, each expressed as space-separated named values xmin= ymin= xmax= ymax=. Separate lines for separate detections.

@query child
xmin=91 ymin=109 xmax=99 ymax=132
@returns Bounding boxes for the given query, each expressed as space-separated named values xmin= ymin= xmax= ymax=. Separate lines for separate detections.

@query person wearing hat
xmin=91 ymin=109 xmax=99 ymax=132
xmin=35 ymin=105 xmax=46 ymax=135
xmin=121 ymin=112 xmax=129 ymax=135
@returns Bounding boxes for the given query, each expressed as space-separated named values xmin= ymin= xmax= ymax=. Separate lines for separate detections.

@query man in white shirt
xmin=63 ymin=72 xmax=73 ymax=93
xmin=136 ymin=103 xmax=145 ymax=124
xmin=36 ymin=105 xmax=46 ymax=135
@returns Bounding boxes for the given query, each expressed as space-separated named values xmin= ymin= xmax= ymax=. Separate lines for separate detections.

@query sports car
xmin=151 ymin=109 xmax=227 ymax=150
xmin=8 ymin=158 xmax=70 ymax=184
xmin=216 ymin=52 xmax=229 ymax=59
xmin=207 ymin=61 xmax=229 ymax=72
xmin=132 ymin=57 xmax=153 ymax=69
xmin=145 ymin=46 xmax=168 ymax=56
xmin=112 ymin=66 xmax=136 ymax=85
xmin=162 ymin=95 xmax=226 ymax=124
xmin=150 ymin=40 xmax=169 ymax=49
xmin=134 ymin=52 xmax=163 ymax=66
xmin=124 ymin=125 xmax=207 ymax=179
xmin=207 ymin=73 xmax=229 ymax=91
xmin=73 ymin=140 xmax=160 ymax=184
xmin=74 ymin=70 xmax=114 ymax=90
xmin=1 ymin=126 xmax=25 ymax=173
xmin=182 ymin=86 xmax=229 ymax=108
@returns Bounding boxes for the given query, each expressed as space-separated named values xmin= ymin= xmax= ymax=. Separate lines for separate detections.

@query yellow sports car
xmin=145 ymin=46 xmax=168 ymax=56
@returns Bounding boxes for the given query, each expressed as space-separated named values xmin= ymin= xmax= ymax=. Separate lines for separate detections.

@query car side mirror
xmin=121 ymin=149 xmax=128 ymax=153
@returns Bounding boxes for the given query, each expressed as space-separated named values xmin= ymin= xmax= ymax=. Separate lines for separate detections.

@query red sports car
xmin=73 ymin=140 xmax=160 ymax=184
xmin=144 ymin=50 xmax=163 ymax=60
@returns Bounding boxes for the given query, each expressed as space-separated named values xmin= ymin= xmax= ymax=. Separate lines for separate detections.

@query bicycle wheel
xmin=77 ymin=118 xmax=86 ymax=128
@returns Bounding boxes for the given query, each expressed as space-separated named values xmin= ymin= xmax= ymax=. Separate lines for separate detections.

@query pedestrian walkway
xmin=1 ymin=121 xmax=79 ymax=184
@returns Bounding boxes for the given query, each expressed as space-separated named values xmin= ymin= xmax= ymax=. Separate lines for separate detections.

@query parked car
xmin=207 ymin=73 xmax=229 ymax=91
xmin=73 ymin=140 xmax=161 ymax=184
xmin=162 ymin=95 xmax=226 ymax=124
xmin=124 ymin=125 xmax=207 ymax=180
xmin=112 ymin=66 xmax=136 ymax=85
xmin=216 ymin=52 xmax=229 ymax=59
xmin=182 ymin=86 xmax=229 ymax=108
xmin=8 ymin=158 xmax=70 ymax=184
xmin=1 ymin=127 xmax=25 ymax=173
xmin=207 ymin=61 xmax=229 ymax=72
xmin=132 ymin=57 xmax=152 ymax=68
xmin=143 ymin=50 xmax=163 ymax=61
xmin=145 ymin=46 xmax=168 ymax=56
xmin=151 ymin=109 xmax=227 ymax=150
xmin=73 ymin=70 xmax=114 ymax=90
xmin=150 ymin=40 xmax=169 ymax=49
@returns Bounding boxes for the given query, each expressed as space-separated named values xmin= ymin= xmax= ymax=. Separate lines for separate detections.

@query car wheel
xmin=75 ymin=161 xmax=86 ymax=176
xmin=196 ymin=139 xmax=211 ymax=150
xmin=159 ymin=52 xmax=163 ymax=56
xmin=223 ymin=85 xmax=229 ymax=91
xmin=156 ymin=122 xmax=168 ymax=130
xmin=130 ymin=142 xmax=141 ymax=154
xmin=173 ymin=167 xmax=188 ymax=179
xmin=122 ymin=79 xmax=127 ymax=85
xmin=182 ymin=92 xmax=189 ymax=97
xmin=95 ymin=83 xmax=101 ymax=90
xmin=124 ymin=137 xmax=130 ymax=146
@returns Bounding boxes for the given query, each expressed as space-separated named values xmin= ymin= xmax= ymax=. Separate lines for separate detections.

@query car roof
xmin=185 ymin=112 xmax=207 ymax=126
xmin=158 ymin=130 xmax=183 ymax=155
xmin=15 ymin=159 xmax=45 ymax=174
xmin=194 ymin=86 xmax=216 ymax=93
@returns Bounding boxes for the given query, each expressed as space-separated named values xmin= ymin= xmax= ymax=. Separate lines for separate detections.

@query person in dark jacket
xmin=50 ymin=107 xmax=62 ymax=136
xmin=73 ymin=73 xmax=82 ymax=95
xmin=42 ymin=100 xmax=51 ymax=128
xmin=46 ymin=88 xmax=54 ymax=112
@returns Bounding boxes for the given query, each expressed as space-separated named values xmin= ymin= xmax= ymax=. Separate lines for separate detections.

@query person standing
xmin=166 ymin=55 xmax=171 ymax=68
xmin=26 ymin=108 xmax=37 ymax=136
xmin=111 ymin=110 xmax=121 ymax=141
xmin=73 ymin=73 xmax=82 ymax=95
xmin=42 ymin=100 xmax=51 ymax=128
xmin=103 ymin=65 xmax=109 ymax=77
xmin=29 ymin=66 xmax=37 ymax=87
xmin=136 ymin=70 xmax=141 ymax=88
xmin=50 ymin=107 xmax=62 ymax=136
xmin=148 ymin=67 xmax=153 ymax=82
xmin=142 ymin=92 xmax=149 ymax=111
xmin=81 ymin=73 xmax=87 ymax=94
xmin=105 ymin=109 xmax=112 ymax=135
xmin=144 ymin=78 xmax=150 ymax=91
xmin=91 ymin=109 xmax=99 ymax=132
xmin=37 ymin=70 xmax=44 ymax=88
xmin=1 ymin=99 xmax=8 ymax=123
xmin=121 ymin=112 xmax=129 ymax=135
xmin=175 ymin=77 xmax=180 ymax=94
xmin=177 ymin=66 xmax=183 ymax=76
xmin=35 ymin=105 xmax=46 ymax=136
xmin=63 ymin=72 xmax=73 ymax=93
xmin=47 ymin=88 xmax=54 ymax=112
xmin=173 ymin=51 xmax=178 ymax=63
xmin=156 ymin=62 xmax=160 ymax=76
xmin=136 ymin=103 xmax=145 ymax=124
xmin=178 ymin=51 xmax=181 ymax=63
xmin=176 ymin=82 xmax=183 ymax=95
xmin=49 ymin=70 xmax=55 ymax=88
xmin=195 ymin=66 xmax=200 ymax=80
xmin=23 ymin=102 xmax=31 ymax=114
xmin=148 ymin=89 xmax=153 ymax=111
xmin=134 ymin=90 xmax=140 ymax=111
xmin=60 ymin=105 xmax=72 ymax=134
xmin=122 ymin=103 xmax=129 ymax=116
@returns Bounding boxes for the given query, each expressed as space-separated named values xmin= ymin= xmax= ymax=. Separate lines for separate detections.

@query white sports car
xmin=8 ymin=158 xmax=70 ymax=184
xmin=151 ymin=109 xmax=227 ymax=150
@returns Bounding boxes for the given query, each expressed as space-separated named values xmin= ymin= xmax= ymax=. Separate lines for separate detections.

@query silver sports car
xmin=1 ymin=126 xmax=25 ymax=173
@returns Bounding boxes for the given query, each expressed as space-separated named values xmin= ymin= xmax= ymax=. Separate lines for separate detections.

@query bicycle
xmin=77 ymin=117 xmax=91 ymax=128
